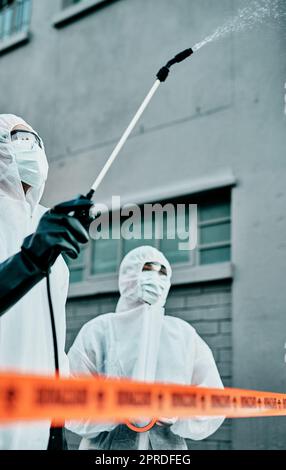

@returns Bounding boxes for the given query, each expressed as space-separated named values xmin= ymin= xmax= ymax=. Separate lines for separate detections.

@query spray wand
xmin=52 ymin=47 xmax=194 ymax=221
xmin=46 ymin=47 xmax=194 ymax=447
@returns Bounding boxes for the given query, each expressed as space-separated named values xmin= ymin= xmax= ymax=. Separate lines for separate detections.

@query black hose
xmin=46 ymin=273 xmax=59 ymax=374
xmin=46 ymin=273 xmax=67 ymax=450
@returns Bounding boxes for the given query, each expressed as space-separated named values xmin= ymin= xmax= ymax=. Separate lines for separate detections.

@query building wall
xmin=0 ymin=0 xmax=286 ymax=450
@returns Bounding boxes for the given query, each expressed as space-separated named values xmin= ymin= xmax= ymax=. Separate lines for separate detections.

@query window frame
xmin=67 ymin=188 xmax=233 ymax=295
xmin=198 ymin=215 xmax=231 ymax=265
xmin=0 ymin=0 xmax=31 ymax=54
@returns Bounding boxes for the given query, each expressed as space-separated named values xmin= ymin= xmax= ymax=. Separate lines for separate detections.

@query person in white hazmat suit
xmin=0 ymin=114 xmax=91 ymax=450
xmin=67 ymin=245 xmax=224 ymax=450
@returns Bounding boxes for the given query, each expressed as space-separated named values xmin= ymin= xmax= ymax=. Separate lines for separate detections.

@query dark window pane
xmin=122 ymin=217 xmax=156 ymax=257
xmin=65 ymin=246 xmax=86 ymax=283
xmin=14 ymin=1 xmax=22 ymax=31
xmin=200 ymin=246 xmax=231 ymax=265
xmin=160 ymin=210 xmax=190 ymax=264
xmin=69 ymin=267 xmax=84 ymax=283
xmin=160 ymin=237 xmax=190 ymax=264
xmin=0 ymin=10 xmax=3 ymax=39
xmin=91 ymin=238 xmax=119 ymax=275
xmin=200 ymin=201 xmax=230 ymax=222
xmin=123 ymin=240 xmax=156 ymax=258
xmin=22 ymin=0 xmax=31 ymax=29
xmin=3 ymin=7 xmax=12 ymax=36
xmin=0 ymin=0 xmax=31 ymax=39
xmin=63 ymin=0 xmax=83 ymax=8
xmin=66 ymin=246 xmax=86 ymax=269
xmin=0 ymin=1 xmax=15 ymax=9
xmin=200 ymin=221 xmax=231 ymax=245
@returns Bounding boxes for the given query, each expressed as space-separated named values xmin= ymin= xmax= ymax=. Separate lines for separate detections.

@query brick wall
xmin=165 ymin=281 xmax=232 ymax=450
xmin=65 ymin=280 xmax=232 ymax=450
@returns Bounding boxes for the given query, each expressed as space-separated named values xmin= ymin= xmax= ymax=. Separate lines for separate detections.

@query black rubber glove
xmin=0 ymin=250 xmax=45 ymax=317
xmin=51 ymin=194 xmax=95 ymax=231
xmin=0 ymin=196 xmax=92 ymax=317
xmin=21 ymin=211 xmax=89 ymax=273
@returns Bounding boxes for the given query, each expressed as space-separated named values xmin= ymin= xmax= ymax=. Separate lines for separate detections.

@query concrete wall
xmin=0 ymin=0 xmax=285 ymax=449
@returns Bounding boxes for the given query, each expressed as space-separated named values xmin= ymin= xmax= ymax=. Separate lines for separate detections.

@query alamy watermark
xmin=90 ymin=196 xmax=198 ymax=251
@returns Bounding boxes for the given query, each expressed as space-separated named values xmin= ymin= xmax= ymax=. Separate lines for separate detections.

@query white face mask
xmin=138 ymin=270 xmax=170 ymax=306
xmin=11 ymin=139 xmax=48 ymax=189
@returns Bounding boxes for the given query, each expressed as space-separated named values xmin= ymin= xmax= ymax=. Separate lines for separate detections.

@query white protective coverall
xmin=0 ymin=114 xmax=69 ymax=450
xmin=67 ymin=246 xmax=224 ymax=450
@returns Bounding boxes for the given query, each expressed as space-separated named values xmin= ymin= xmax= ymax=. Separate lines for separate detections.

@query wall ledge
xmin=53 ymin=0 xmax=115 ymax=28
xmin=68 ymin=262 xmax=234 ymax=299
xmin=0 ymin=30 xmax=30 ymax=56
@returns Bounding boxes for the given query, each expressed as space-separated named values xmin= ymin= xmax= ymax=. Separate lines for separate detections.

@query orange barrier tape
xmin=0 ymin=372 xmax=286 ymax=424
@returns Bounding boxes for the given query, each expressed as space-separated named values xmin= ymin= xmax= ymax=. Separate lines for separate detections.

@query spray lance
xmin=51 ymin=47 xmax=194 ymax=222
xmin=46 ymin=47 xmax=194 ymax=448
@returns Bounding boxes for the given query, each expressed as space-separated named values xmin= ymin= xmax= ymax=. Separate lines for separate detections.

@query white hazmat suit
xmin=0 ymin=114 xmax=69 ymax=450
xmin=67 ymin=246 xmax=224 ymax=450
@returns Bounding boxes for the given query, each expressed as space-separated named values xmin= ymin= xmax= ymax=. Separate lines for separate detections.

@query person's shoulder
xmin=80 ymin=312 xmax=115 ymax=331
xmin=164 ymin=315 xmax=196 ymax=335
xmin=74 ymin=313 xmax=115 ymax=347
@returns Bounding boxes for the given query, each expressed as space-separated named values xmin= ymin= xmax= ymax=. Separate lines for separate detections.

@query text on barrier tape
xmin=0 ymin=372 xmax=286 ymax=424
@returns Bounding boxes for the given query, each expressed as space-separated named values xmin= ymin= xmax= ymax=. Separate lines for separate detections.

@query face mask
xmin=11 ymin=139 xmax=48 ymax=189
xmin=138 ymin=270 xmax=169 ymax=306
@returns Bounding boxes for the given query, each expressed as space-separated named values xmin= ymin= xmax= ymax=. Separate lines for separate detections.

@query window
xmin=0 ymin=0 xmax=31 ymax=41
xmin=199 ymin=198 xmax=231 ymax=265
xmin=66 ymin=246 xmax=87 ymax=283
xmin=67 ymin=190 xmax=231 ymax=282
xmin=91 ymin=225 xmax=119 ymax=275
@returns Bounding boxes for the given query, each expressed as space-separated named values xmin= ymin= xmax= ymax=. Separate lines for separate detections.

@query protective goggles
xmin=11 ymin=129 xmax=43 ymax=149
xmin=142 ymin=262 xmax=168 ymax=276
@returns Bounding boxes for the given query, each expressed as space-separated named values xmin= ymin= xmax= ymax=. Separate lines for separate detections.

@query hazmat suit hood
xmin=116 ymin=245 xmax=172 ymax=313
xmin=0 ymin=114 xmax=48 ymax=217
xmin=96 ymin=246 xmax=173 ymax=390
